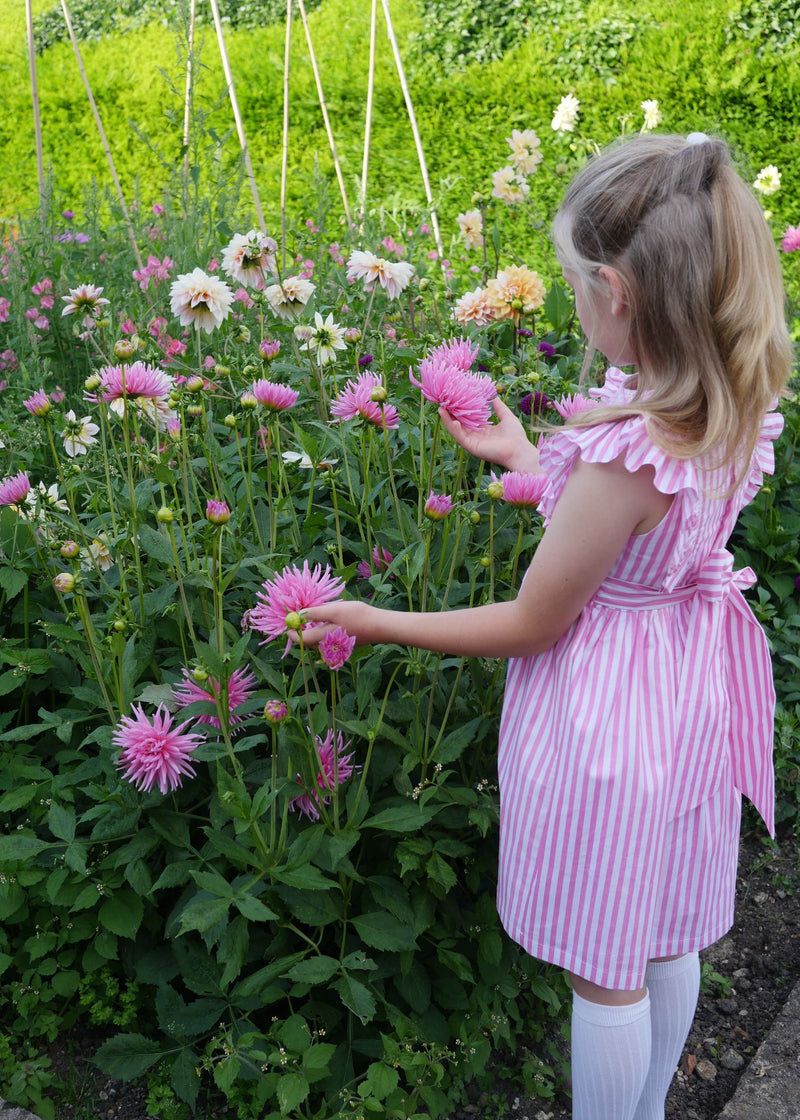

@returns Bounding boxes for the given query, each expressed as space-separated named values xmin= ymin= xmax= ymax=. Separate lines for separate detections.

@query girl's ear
xmin=598 ymin=266 xmax=629 ymax=317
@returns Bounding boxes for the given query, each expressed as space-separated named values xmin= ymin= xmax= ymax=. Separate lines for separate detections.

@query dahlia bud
xmin=284 ymin=611 xmax=304 ymax=632
xmin=223 ymin=413 xmax=237 ymax=428
xmin=510 ymin=298 xmax=524 ymax=312
xmin=186 ymin=404 xmax=203 ymax=417
xmin=214 ymin=364 xmax=232 ymax=377
xmin=192 ymin=667 xmax=209 ymax=682
xmin=469 ymin=510 xmax=481 ymax=525
xmin=234 ymin=326 xmax=251 ymax=345
xmin=487 ymin=480 xmax=504 ymax=500
xmin=113 ymin=619 xmax=126 ymax=632
xmin=60 ymin=540 xmax=80 ymax=559
xmin=53 ymin=572 xmax=75 ymax=593
xmin=205 ymin=499 xmax=230 ymax=525
xmin=113 ymin=339 xmax=137 ymax=360
xmin=343 ymin=327 xmax=361 ymax=343
xmin=186 ymin=375 xmax=205 ymax=393
xmin=370 ymin=385 xmax=388 ymax=403
xmin=240 ymin=392 xmax=258 ymax=410
xmin=479 ymin=556 xmax=492 ymax=568
xmin=156 ymin=506 xmax=174 ymax=524
xmin=264 ymin=699 xmax=289 ymax=724
xmin=84 ymin=374 xmax=101 ymax=391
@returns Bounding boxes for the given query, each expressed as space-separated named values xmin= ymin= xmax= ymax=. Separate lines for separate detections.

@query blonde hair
xmin=552 ymin=134 xmax=792 ymax=484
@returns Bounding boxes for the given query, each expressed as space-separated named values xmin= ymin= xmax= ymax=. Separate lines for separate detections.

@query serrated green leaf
xmin=365 ymin=1061 xmax=400 ymax=1099
xmin=364 ymin=804 xmax=436 ymax=832
xmin=0 ymin=784 xmax=38 ymax=812
xmin=233 ymin=892 xmax=278 ymax=922
xmin=277 ymin=1072 xmax=309 ymax=1114
xmin=333 ymin=973 xmax=376 ymax=1023
xmin=48 ymin=801 xmax=76 ymax=842
xmin=350 ymin=912 xmax=417 ymax=951
xmin=170 ymin=1048 xmax=200 ymax=1108
xmin=178 ymin=895 xmax=231 ymax=935
xmin=285 ymin=955 xmax=340 ymax=984
xmin=100 ymin=891 xmax=144 ymax=938
xmin=0 ymin=833 xmax=49 ymax=861
xmin=94 ymin=1033 xmax=163 ymax=1079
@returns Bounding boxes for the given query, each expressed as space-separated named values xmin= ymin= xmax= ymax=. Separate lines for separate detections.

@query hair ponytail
xmin=553 ymin=134 xmax=792 ymax=489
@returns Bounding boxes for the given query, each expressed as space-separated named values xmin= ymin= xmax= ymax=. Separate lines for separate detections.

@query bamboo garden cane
xmin=25 ymin=0 xmax=46 ymax=210
xmin=208 ymin=0 xmax=266 ymax=233
xmin=182 ymin=0 xmax=197 ymax=186
xmin=296 ymin=0 xmax=352 ymax=228
xmin=361 ymin=0 xmax=378 ymax=226
xmin=379 ymin=0 xmax=444 ymax=260
xmin=281 ymin=0 xmax=293 ymax=273
xmin=60 ymin=0 xmax=143 ymax=270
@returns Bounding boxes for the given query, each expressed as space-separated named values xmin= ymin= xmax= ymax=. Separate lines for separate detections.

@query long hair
xmin=552 ymin=134 xmax=792 ymax=486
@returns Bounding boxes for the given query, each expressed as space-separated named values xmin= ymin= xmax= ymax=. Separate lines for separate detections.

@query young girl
xmin=301 ymin=133 xmax=793 ymax=1119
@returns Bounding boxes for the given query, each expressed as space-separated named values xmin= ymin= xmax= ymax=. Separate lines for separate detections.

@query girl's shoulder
xmin=538 ymin=379 xmax=783 ymax=521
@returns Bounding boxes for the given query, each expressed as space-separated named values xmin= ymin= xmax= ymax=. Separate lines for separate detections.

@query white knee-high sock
xmin=632 ymin=952 xmax=700 ymax=1120
xmin=571 ymin=990 xmax=651 ymax=1120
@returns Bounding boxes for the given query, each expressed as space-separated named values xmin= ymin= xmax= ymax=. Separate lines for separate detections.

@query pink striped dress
xmin=496 ymin=368 xmax=783 ymax=990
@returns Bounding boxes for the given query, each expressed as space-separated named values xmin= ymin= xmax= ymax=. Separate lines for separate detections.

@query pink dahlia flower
xmin=780 ymin=224 xmax=800 ymax=252
xmin=93 ymin=361 xmax=175 ymax=423
xmin=410 ymin=342 xmax=495 ymax=431
xmin=172 ymin=666 xmax=257 ymax=731
xmin=289 ymin=729 xmax=356 ymax=820
xmin=553 ymin=393 xmax=599 ymax=420
xmin=329 ymin=371 xmax=399 ymax=429
xmin=494 ymin=471 xmax=548 ymax=507
xmin=23 ymin=389 xmax=51 ymax=417
xmin=357 ymin=545 xmax=394 ymax=581
xmin=319 ymin=627 xmax=356 ymax=670
xmin=206 ymin=499 xmax=230 ymax=525
xmin=424 ymin=491 xmax=454 ymax=520
xmin=0 ymin=470 xmax=31 ymax=506
xmin=251 ymin=379 xmax=299 ymax=411
xmin=114 ymin=703 xmax=203 ymax=794
xmin=249 ymin=560 xmax=345 ymax=642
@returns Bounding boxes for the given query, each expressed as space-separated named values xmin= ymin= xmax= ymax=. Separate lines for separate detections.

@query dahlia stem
xmin=74 ymin=588 xmax=115 ymax=720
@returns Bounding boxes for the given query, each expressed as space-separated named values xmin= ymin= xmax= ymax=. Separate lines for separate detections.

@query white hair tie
xmin=686 ymin=132 xmax=710 ymax=146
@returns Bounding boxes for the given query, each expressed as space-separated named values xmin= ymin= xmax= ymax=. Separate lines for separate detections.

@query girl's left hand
xmin=291 ymin=600 xmax=377 ymax=649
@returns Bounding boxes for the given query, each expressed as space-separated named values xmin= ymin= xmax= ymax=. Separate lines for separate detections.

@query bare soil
xmin=51 ymin=829 xmax=800 ymax=1120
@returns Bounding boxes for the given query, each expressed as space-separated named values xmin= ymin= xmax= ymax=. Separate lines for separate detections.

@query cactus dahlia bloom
xmin=249 ymin=561 xmax=345 ymax=642
xmin=114 ymin=704 xmax=202 ymax=794
xmin=289 ymin=729 xmax=356 ymax=820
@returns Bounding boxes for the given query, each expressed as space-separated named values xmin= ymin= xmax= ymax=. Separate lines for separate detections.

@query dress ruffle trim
xmin=538 ymin=386 xmax=783 ymax=523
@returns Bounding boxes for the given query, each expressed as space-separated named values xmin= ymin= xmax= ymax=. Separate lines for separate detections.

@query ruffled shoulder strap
xmin=739 ymin=402 xmax=784 ymax=506
xmin=537 ymin=414 xmax=701 ymax=523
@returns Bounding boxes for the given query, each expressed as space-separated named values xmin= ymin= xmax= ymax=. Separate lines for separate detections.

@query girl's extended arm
xmin=439 ymin=396 xmax=543 ymax=474
xmin=300 ymin=456 xmax=671 ymax=660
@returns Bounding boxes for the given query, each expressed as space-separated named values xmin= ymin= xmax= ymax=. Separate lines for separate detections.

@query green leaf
xmin=0 ymin=567 xmax=28 ymax=598
xmin=233 ymin=892 xmax=278 ymax=922
xmin=94 ymin=1033 xmax=163 ymax=1079
xmin=0 ymin=784 xmax=39 ymax=812
xmin=286 ymin=955 xmax=340 ymax=985
xmin=437 ymin=947 xmax=474 ymax=983
xmin=178 ymin=895 xmax=231 ymax=935
xmin=0 ymin=833 xmax=49 ymax=861
xmin=170 ymin=1048 xmax=200 ymax=1109
xmin=100 ymin=891 xmax=144 ymax=939
xmin=333 ymin=973 xmax=376 ymax=1023
xmin=364 ymin=1061 xmax=400 ymax=1099
xmin=350 ymin=912 xmax=418 ymax=951
xmin=364 ymin=804 xmax=437 ymax=832
xmin=138 ymin=523 xmax=175 ymax=565
xmin=277 ymin=1072 xmax=309 ymax=1114
xmin=48 ymin=801 xmax=76 ymax=843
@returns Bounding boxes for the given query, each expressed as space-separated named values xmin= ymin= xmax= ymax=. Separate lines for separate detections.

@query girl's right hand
xmin=438 ymin=396 xmax=543 ymax=474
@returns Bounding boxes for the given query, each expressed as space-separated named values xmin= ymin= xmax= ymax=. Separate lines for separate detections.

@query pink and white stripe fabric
xmin=496 ymin=371 xmax=782 ymax=990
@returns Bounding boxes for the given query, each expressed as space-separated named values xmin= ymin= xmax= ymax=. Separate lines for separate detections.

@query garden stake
xmin=296 ymin=0 xmax=352 ymax=227
xmin=60 ymin=0 xmax=143 ymax=271
xmin=360 ymin=0 xmax=378 ymax=224
xmin=208 ymin=0 xmax=266 ymax=232
xmin=182 ymin=0 xmax=197 ymax=183
xmin=379 ymin=0 xmax=444 ymax=261
xmin=280 ymin=0 xmax=293 ymax=272
xmin=24 ymin=0 xmax=45 ymax=209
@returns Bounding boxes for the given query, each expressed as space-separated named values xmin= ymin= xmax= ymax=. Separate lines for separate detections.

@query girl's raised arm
xmin=300 ymin=455 xmax=669 ymax=660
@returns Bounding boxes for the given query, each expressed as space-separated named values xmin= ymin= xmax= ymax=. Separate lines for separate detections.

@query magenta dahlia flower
xmin=553 ymin=393 xmax=599 ymax=420
xmin=780 ymin=224 xmax=800 ymax=252
xmin=424 ymin=491 xmax=454 ymax=520
xmin=319 ymin=627 xmax=356 ymax=670
xmin=494 ymin=471 xmax=548 ymax=508
xmin=249 ymin=561 xmax=345 ymax=642
xmin=410 ymin=341 xmax=495 ymax=431
xmin=329 ymin=371 xmax=400 ymax=429
xmin=172 ymin=666 xmax=257 ymax=731
xmin=92 ymin=361 xmax=175 ymax=422
xmin=0 ymin=470 xmax=31 ymax=507
xmin=251 ymin=378 xmax=299 ymax=411
xmin=114 ymin=704 xmax=202 ymax=794
xmin=23 ymin=389 xmax=51 ymax=417
xmin=289 ymin=729 xmax=357 ymax=820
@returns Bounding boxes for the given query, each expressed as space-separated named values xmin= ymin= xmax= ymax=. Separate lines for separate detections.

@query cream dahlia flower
xmin=221 ymin=229 xmax=278 ymax=288
xmin=506 ymin=128 xmax=543 ymax=175
xmin=169 ymin=268 xmax=234 ymax=333
xmin=491 ymin=167 xmax=530 ymax=204
xmin=265 ymin=275 xmax=316 ymax=320
xmin=456 ymin=210 xmax=484 ymax=251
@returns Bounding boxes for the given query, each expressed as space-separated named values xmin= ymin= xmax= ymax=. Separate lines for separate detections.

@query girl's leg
xmin=569 ymin=973 xmax=651 ymax=1120
xmin=632 ymin=952 xmax=700 ymax=1120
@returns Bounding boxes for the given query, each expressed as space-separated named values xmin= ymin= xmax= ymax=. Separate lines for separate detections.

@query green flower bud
xmin=156 ymin=506 xmax=174 ymax=524
xmin=284 ymin=611 xmax=304 ymax=632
